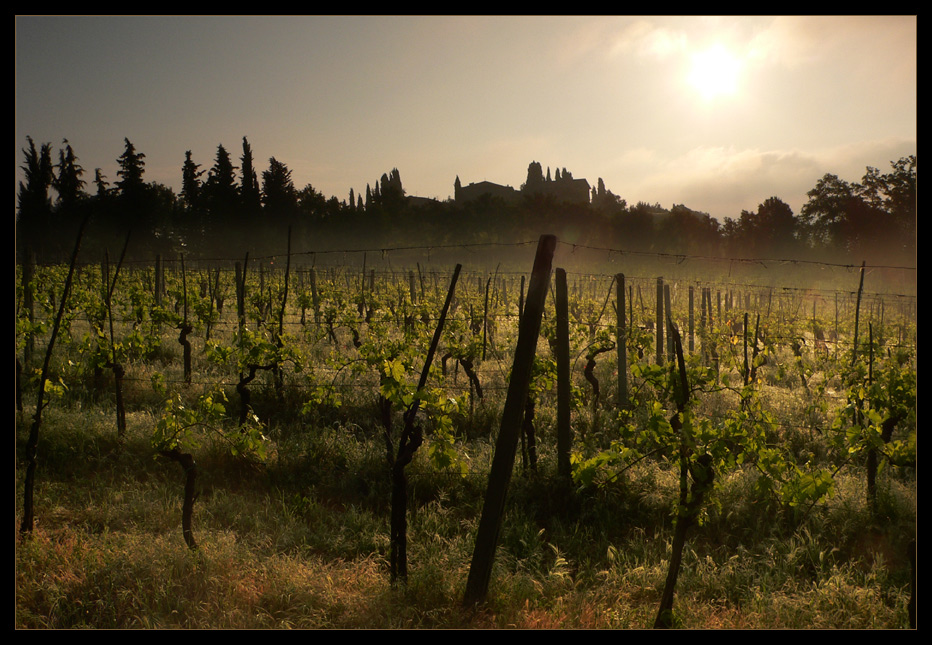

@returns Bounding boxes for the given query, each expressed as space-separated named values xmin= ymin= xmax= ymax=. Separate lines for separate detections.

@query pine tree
xmin=53 ymin=139 xmax=86 ymax=210
xmin=16 ymin=137 xmax=54 ymax=259
xmin=203 ymin=143 xmax=239 ymax=232
xmin=115 ymin=138 xmax=146 ymax=198
xmin=261 ymin=157 xmax=298 ymax=221
xmin=180 ymin=150 xmax=204 ymax=212
xmin=240 ymin=136 xmax=261 ymax=216
xmin=93 ymin=169 xmax=110 ymax=198
xmin=525 ymin=161 xmax=544 ymax=191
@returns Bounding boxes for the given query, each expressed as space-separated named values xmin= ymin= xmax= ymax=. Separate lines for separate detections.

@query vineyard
xmin=15 ymin=233 xmax=917 ymax=629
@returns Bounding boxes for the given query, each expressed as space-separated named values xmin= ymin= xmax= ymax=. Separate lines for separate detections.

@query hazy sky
xmin=15 ymin=15 xmax=916 ymax=222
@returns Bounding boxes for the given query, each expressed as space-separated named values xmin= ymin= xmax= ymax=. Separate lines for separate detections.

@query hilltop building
xmin=454 ymin=178 xmax=521 ymax=204
xmin=454 ymin=161 xmax=591 ymax=206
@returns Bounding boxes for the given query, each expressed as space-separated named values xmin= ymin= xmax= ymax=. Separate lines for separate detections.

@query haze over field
xmin=15 ymin=15 xmax=916 ymax=222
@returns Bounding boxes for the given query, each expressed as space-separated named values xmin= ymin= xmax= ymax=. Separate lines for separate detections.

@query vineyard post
xmin=743 ymin=311 xmax=750 ymax=386
xmin=656 ymin=277 xmax=664 ymax=365
xmin=518 ymin=275 xmax=525 ymax=325
xmin=616 ymin=273 xmax=628 ymax=409
xmin=865 ymin=322 xmax=879 ymax=514
xmin=834 ymin=292 xmax=839 ymax=359
xmin=464 ymin=234 xmax=556 ymax=606
xmin=155 ymin=254 xmax=163 ymax=307
xmin=664 ymin=283 xmax=673 ymax=359
xmin=688 ymin=285 xmax=694 ymax=353
xmin=852 ymin=261 xmax=866 ymax=366
xmin=700 ymin=287 xmax=707 ymax=364
xmin=259 ymin=262 xmax=266 ymax=309
xmin=20 ymin=212 xmax=89 ymax=538
xmin=179 ymin=255 xmax=193 ymax=385
xmin=482 ymin=275 xmax=491 ymax=361
xmin=275 ymin=227 xmax=292 ymax=400
xmin=628 ymin=284 xmax=633 ymax=334
xmin=555 ymin=268 xmax=571 ymax=478
xmin=104 ymin=233 xmax=131 ymax=438
xmin=310 ymin=267 xmax=319 ymax=326
xmin=750 ymin=313 xmax=761 ymax=383
xmin=416 ymin=261 xmax=425 ymax=300
xmin=878 ymin=298 xmax=885 ymax=348
xmin=235 ymin=252 xmax=249 ymax=336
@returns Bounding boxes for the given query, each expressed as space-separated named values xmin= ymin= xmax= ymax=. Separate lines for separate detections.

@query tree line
xmin=16 ymin=136 xmax=916 ymax=266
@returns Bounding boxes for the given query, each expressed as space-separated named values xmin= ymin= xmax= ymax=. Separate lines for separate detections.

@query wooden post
xmin=464 ymin=234 xmax=556 ymax=605
xmin=852 ymin=261 xmax=866 ymax=366
xmin=688 ymin=285 xmax=694 ymax=353
xmin=616 ymin=273 xmax=628 ymax=408
xmin=555 ymin=268 xmax=571 ymax=478
xmin=656 ymin=277 xmax=664 ymax=365
xmin=21 ymin=213 xmax=90 ymax=537
xmin=390 ymin=263 xmax=462 ymax=583
xmin=154 ymin=254 xmax=163 ymax=307
xmin=310 ymin=267 xmax=319 ymax=326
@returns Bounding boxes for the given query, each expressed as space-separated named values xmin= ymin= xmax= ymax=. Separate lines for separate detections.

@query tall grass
xmin=16 ymin=393 xmax=914 ymax=628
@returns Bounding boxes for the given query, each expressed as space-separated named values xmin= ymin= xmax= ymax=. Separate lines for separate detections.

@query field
xmin=15 ymin=237 xmax=917 ymax=629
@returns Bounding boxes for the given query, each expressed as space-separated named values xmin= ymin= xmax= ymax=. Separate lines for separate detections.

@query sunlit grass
xmin=16 ymin=398 xmax=913 ymax=628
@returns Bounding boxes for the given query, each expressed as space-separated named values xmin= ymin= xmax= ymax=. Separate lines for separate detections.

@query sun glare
xmin=687 ymin=44 xmax=741 ymax=101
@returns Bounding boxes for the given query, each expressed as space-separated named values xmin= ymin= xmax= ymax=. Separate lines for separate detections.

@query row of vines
xmin=15 ymin=232 xmax=917 ymax=626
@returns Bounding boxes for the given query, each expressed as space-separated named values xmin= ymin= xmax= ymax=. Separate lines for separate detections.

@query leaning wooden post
xmin=616 ymin=273 xmax=628 ymax=408
xmin=21 ymin=213 xmax=90 ymax=538
xmin=464 ymin=234 xmax=556 ymax=605
xmin=390 ymin=263 xmax=462 ymax=583
xmin=555 ymin=268 xmax=571 ymax=478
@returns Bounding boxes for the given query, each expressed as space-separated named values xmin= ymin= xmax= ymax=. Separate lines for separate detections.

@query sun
xmin=687 ymin=44 xmax=741 ymax=101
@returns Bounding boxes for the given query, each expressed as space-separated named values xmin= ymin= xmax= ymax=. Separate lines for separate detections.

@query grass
xmin=16 ymin=284 xmax=916 ymax=628
xmin=15 ymin=389 xmax=915 ymax=629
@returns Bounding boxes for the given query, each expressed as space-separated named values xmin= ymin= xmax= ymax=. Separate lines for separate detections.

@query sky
xmin=15 ymin=15 xmax=917 ymax=222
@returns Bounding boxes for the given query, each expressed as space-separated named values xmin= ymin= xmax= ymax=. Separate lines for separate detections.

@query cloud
xmin=747 ymin=15 xmax=916 ymax=75
xmin=626 ymin=138 xmax=916 ymax=220
xmin=609 ymin=18 xmax=687 ymax=60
